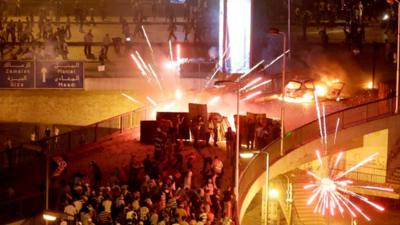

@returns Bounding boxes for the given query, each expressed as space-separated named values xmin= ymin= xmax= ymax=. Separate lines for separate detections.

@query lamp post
xmin=278 ymin=31 xmax=287 ymax=156
xmin=214 ymin=79 xmax=241 ymax=224
xmin=240 ymin=151 xmax=270 ymax=225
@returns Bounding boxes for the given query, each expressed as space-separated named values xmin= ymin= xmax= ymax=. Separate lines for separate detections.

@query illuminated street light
xmin=240 ymin=150 xmax=270 ymax=225
xmin=269 ymin=188 xmax=280 ymax=199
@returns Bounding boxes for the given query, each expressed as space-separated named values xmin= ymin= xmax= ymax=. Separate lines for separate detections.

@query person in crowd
xmin=102 ymin=33 xmax=111 ymax=59
xmin=225 ymin=127 xmax=235 ymax=161
xmin=84 ymin=29 xmax=93 ymax=58
xmin=89 ymin=160 xmax=102 ymax=188
xmin=168 ymin=19 xmax=177 ymax=41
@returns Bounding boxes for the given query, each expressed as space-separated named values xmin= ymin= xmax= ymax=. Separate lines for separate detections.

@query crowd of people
xmin=56 ymin=145 xmax=234 ymax=225
xmin=0 ymin=0 xmax=212 ymax=62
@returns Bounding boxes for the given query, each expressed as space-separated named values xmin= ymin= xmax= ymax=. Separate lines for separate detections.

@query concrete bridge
xmin=239 ymin=97 xmax=400 ymax=224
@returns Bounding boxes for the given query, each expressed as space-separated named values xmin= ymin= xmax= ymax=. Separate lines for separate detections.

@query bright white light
xmin=315 ymin=84 xmax=328 ymax=97
xmin=239 ymin=152 xmax=255 ymax=159
xmin=321 ymin=178 xmax=336 ymax=192
xmin=383 ymin=14 xmax=389 ymax=21
xmin=164 ymin=61 xmax=177 ymax=69
xmin=269 ymin=189 xmax=280 ymax=199
xmin=43 ymin=214 xmax=57 ymax=221
xmin=175 ymin=89 xmax=182 ymax=100
xmin=219 ymin=0 xmax=251 ymax=73
xmin=366 ymin=81 xmax=374 ymax=89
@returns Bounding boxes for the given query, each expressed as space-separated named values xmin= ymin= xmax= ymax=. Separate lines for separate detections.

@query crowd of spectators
xmin=56 ymin=146 xmax=234 ymax=225
xmin=0 ymin=0 xmax=212 ymax=62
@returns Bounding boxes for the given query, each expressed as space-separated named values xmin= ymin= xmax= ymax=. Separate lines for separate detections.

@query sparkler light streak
xmin=121 ymin=93 xmax=141 ymax=104
xmin=141 ymin=25 xmax=153 ymax=53
xmin=314 ymin=91 xmax=324 ymax=144
xmin=147 ymin=64 xmax=163 ymax=90
xmin=130 ymin=53 xmax=147 ymax=77
xmin=208 ymin=96 xmax=221 ymax=106
xmin=322 ymin=104 xmax=328 ymax=146
xmin=247 ymin=79 xmax=271 ymax=91
xmin=238 ymin=60 xmax=264 ymax=80
xmin=334 ymin=118 xmax=340 ymax=144
xmin=146 ymin=96 xmax=157 ymax=107
xmin=135 ymin=51 xmax=150 ymax=73
xmin=240 ymin=77 xmax=262 ymax=91
xmin=241 ymin=91 xmax=262 ymax=101
xmin=306 ymin=151 xmax=392 ymax=221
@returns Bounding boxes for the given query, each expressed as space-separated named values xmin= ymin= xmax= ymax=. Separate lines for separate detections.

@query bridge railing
xmin=239 ymin=97 xmax=396 ymax=216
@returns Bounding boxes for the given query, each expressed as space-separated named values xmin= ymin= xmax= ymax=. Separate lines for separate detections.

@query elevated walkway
xmin=239 ymin=97 xmax=400 ymax=223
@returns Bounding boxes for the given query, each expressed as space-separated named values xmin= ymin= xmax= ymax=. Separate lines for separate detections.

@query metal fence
xmin=239 ymin=97 xmax=396 ymax=216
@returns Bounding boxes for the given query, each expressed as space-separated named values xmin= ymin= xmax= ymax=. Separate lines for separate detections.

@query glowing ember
xmin=306 ymin=152 xmax=392 ymax=220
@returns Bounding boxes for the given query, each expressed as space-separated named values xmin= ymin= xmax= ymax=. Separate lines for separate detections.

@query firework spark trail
xmin=314 ymin=91 xmax=324 ymax=144
xmin=307 ymin=171 xmax=322 ymax=180
xmin=247 ymin=79 xmax=272 ymax=91
xmin=241 ymin=91 xmax=262 ymax=101
xmin=141 ymin=25 xmax=153 ymax=54
xmin=146 ymin=96 xmax=157 ymax=107
xmin=337 ymin=192 xmax=371 ymax=221
xmin=260 ymin=50 xmax=290 ymax=72
xmin=148 ymin=64 xmax=162 ymax=90
xmin=130 ymin=53 xmax=147 ymax=77
xmin=316 ymin=150 xmax=323 ymax=166
xmin=240 ymin=77 xmax=262 ymax=91
xmin=334 ymin=118 xmax=340 ymax=144
xmin=338 ymin=187 xmax=385 ymax=211
xmin=205 ymin=66 xmax=221 ymax=88
xmin=358 ymin=186 xmax=394 ymax=192
xmin=121 ymin=93 xmax=141 ymax=104
xmin=304 ymin=184 xmax=317 ymax=190
xmin=306 ymin=151 xmax=391 ymax=220
xmin=335 ymin=153 xmax=378 ymax=179
xmin=322 ymin=104 xmax=328 ymax=147
xmin=135 ymin=51 xmax=150 ymax=73
xmin=238 ymin=60 xmax=265 ymax=80
xmin=333 ymin=152 xmax=343 ymax=169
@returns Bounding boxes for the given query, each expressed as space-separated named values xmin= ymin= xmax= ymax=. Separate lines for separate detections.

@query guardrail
xmin=239 ymin=97 xmax=396 ymax=218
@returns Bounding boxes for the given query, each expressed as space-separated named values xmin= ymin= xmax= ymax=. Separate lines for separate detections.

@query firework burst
xmin=305 ymin=151 xmax=393 ymax=221
xmin=305 ymin=96 xmax=394 ymax=221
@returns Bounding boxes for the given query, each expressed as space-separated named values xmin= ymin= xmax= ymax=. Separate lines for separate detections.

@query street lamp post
xmin=235 ymin=80 xmax=241 ymax=225
xmin=280 ymin=32 xmax=287 ymax=156
xmin=240 ymin=151 xmax=270 ymax=225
